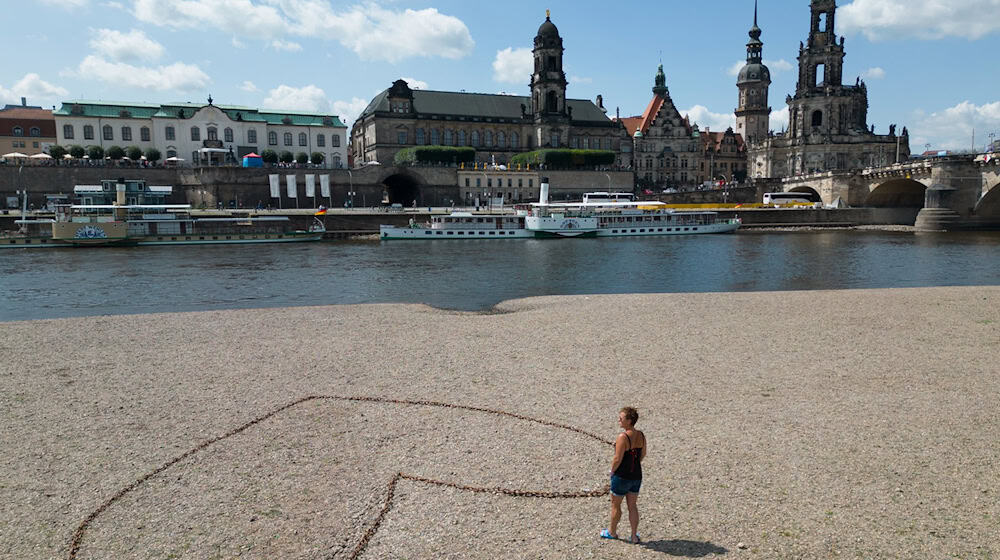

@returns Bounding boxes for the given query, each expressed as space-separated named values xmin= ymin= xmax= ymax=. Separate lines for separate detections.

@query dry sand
xmin=1 ymin=286 xmax=998 ymax=559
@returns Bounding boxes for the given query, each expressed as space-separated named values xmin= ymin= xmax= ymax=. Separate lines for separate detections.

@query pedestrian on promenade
xmin=600 ymin=406 xmax=646 ymax=544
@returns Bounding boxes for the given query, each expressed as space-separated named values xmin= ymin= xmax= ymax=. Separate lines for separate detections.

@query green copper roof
xmin=360 ymin=89 xmax=612 ymax=125
xmin=53 ymin=100 xmax=345 ymax=128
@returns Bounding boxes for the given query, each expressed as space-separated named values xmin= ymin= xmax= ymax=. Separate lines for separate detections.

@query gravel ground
xmin=1 ymin=286 xmax=998 ymax=559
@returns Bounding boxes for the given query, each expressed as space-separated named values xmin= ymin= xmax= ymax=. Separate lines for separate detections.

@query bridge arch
xmin=787 ymin=185 xmax=821 ymax=200
xmin=865 ymin=178 xmax=927 ymax=208
xmin=974 ymin=181 xmax=1000 ymax=218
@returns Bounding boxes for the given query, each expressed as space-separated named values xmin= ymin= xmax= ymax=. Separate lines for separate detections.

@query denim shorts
xmin=610 ymin=474 xmax=641 ymax=496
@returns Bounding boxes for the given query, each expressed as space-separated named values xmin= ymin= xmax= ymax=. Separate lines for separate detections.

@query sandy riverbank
xmin=1 ymin=286 xmax=998 ymax=559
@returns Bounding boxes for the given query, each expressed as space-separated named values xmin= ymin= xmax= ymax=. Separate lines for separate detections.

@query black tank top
xmin=613 ymin=431 xmax=643 ymax=480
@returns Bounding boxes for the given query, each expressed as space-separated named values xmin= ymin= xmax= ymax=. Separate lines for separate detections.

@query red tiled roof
xmin=637 ymin=96 xmax=665 ymax=136
xmin=700 ymin=130 xmax=746 ymax=153
xmin=617 ymin=117 xmax=643 ymax=136
xmin=0 ymin=107 xmax=53 ymax=119
xmin=0 ymin=107 xmax=56 ymax=138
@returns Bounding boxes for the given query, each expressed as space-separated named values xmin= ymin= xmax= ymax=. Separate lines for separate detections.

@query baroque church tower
xmin=531 ymin=10 xmax=569 ymax=147
xmin=735 ymin=1 xmax=771 ymax=146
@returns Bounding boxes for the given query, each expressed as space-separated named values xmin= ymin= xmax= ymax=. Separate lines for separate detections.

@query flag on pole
xmin=286 ymin=175 xmax=297 ymax=198
xmin=320 ymin=175 xmax=330 ymax=197
xmin=268 ymin=174 xmax=280 ymax=198
xmin=305 ymin=174 xmax=315 ymax=198
xmin=314 ymin=206 xmax=327 ymax=216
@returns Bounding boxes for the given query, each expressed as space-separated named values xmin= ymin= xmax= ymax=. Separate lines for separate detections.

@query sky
xmin=3 ymin=0 xmax=999 ymax=152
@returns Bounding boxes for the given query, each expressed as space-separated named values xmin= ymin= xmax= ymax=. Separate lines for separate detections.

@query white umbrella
xmin=2 ymin=152 xmax=29 ymax=158
xmin=30 ymin=153 xmax=53 ymax=159
xmin=165 ymin=156 xmax=185 ymax=162
xmin=63 ymin=153 xmax=74 ymax=159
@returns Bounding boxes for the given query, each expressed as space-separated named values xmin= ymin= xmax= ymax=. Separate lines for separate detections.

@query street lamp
xmin=347 ymin=169 xmax=353 ymax=208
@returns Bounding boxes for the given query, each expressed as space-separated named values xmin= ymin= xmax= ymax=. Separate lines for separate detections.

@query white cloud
xmin=231 ymin=36 xmax=246 ymax=48
xmin=683 ymin=105 xmax=737 ymax=133
xmin=270 ymin=39 xmax=302 ymax=52
xmin=839 ymin=0 xmax=1000 ymax=40
xmin=133 ymin=1 xmax=474 ymax=63
xmin=239 ymin=80 xmax=258 ymax=92
xmin=77 ymin=55 xmax=210 ymax=91
xmin=89 ymin=29 xmax=165 ymax=62
xmin=263 ymin=84 xmax=331 ymax=112
xmin=570 ymin=75 xmax=592 ymax=85
xmin=770 ymin=106 xmax=790 ymax=133
xmin=863 ymin=67 xmax=886 ymax=79
xmin=0 ymin=74 xmax=70 ymax=106
xmin=910 ymin=100 xmax=1000 ymax=151
xmin=726 ymin=61 xmax=744 ymax=77
xmin=492 ymin=47 xmax=532 ymax=84
xmin=39 ymin=0 xmax=87 ymax=7
xmin=333 ymin=96 xmax=370 ymax=125
xmin=102 ymin=1 xmax=125 ymax=8
xmin=401 ymin=77 xmax=428 ymax=90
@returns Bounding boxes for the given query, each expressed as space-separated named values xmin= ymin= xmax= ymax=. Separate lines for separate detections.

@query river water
xmin=2 ymin=230 xmax=999 ymax=322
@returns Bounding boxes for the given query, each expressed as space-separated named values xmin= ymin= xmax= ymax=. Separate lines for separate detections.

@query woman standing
xmin=600 ymin=406 xmax=646 ymax=544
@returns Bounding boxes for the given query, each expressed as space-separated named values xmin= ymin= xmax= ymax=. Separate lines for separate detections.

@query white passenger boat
xmin=380 ymin=178 xmax=740 ymax=240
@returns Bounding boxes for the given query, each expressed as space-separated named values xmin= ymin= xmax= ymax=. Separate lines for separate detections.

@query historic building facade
xmin=1 ymin=99 xmax=56 ymax=156
xmin=745 ymin=0 xmax=909 ymax=179
xmin=618 ymin=65 xmax=747 ymax=188
xmin=53 ymin=99 xmax=348 ymax=167
xmin=351 ymin=12 xmax=628 ymax=168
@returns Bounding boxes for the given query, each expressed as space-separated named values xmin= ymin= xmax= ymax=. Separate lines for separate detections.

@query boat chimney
xmin=539 ymin=177 xmax=550 ymax=205
xmin=115 ymin=178 xmax=126 ymax=220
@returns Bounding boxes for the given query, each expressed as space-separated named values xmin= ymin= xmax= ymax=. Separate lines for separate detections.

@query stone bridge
xmin=773 ymin=154 xmax=1000 ymax=230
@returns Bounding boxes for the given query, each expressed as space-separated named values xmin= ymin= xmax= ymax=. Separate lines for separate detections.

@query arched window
xmin=415 ymin=128 xmax=425 ymax=145
xmin=511 ymin=132 xmax=519 ymax=149
xmin=283 ymin=132 xmax=292 ymax=146
xmin=582 ymin=137 xmax=589 ymax=149
xmin=497 ymin=131 xmax=506 ymax=148
xmin=550 ymin=133 xmax=559 ymax=147
xmin=430 ymin=129 xmax=440 ymax=145
xmin=12 ymin=126 xmax=23 ymax=136
xmin=546 ymin=91 xmax=558 ymax=113
xmin=317 ymin=134 xmax=325 ymax=147
xmin=224 ymin=128 xmax=233 ymax=142
xmin=455 ymin=130 xmax=465 ymax=146
xmin=190 ymin=126 xmax=200 ymax=141
xmin=121 ymin=126 xmax=132 ymax=141
xmin=164 ymin=126 xmax=174 ymax=141
xmin=444 ymin=129 xmax=453 ymax=145
xmin=63 ymin=124 xmax=74 ymax=139
xmin=470 ymin=130 xmax=479 ymax=146
xmin=84 ymin=125 xmax=94 ymax=140
xmin=166 ymin=149 xmax=177 ymax=158
xmin=140 ymin=127 xmax=150 ymax=142
xmin=811 ymin=110 xmax=823 ymax=127
xmin=207 ymin=127 xmax=217 ymax=141
xmin=268 ymin=131 xmax=277 ymax=145
xmin=484 ymin=130 xmax=493 ymax=147
xmin=29 ymin=127 xmax=40 ymax=137
xmin=248 ymin=129 xmax=257 ymax=144
xmin=298 ymin=132 xmax=307 ymax=146
xmin=103 ymin=125 xmax=114 ymax=140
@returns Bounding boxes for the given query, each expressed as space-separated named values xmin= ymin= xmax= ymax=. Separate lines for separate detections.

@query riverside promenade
xmin=2 ymin=287 xmax=998 ymax=559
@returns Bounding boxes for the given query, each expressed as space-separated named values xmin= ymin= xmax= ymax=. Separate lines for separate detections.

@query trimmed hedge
xmin=394 ymin=146 xmax=475 ymax=165
xmin=510 ymin=149 xmax=616 ymax=168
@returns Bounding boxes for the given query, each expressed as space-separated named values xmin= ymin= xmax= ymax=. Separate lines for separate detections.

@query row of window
xmin=463 ymin=177 xmax=535 ymax=189
xmin=62 ymin=124 xmax=341 ymax=147
xmin=406 ymin=128 xmax=523 ymax=149
xmin=8 ymin=140 xmax=38 ymax=148
xmin=10 ymin=126 xmax=42 ymax=137
xmin=569 ymin=137 xmax=613 ymax=150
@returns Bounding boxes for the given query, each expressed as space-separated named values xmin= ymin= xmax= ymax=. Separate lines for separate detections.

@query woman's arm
xmin=640 ymin=431 xmax=647 ymax=461
xmin=609 ymin=433 xmax=626 ymax=474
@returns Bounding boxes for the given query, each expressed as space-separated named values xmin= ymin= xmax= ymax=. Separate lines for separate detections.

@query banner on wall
xmin=319 ymin=174 xmax=330 ymax=197
xmin=286 ymin=175 xmax=297 ymax=198
xmin=268 ymin=174 xmax=280 ymax=198
xmin=305 ymin=174 xmax=315 ymax=198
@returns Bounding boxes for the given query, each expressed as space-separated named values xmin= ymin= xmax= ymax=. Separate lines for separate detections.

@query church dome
xmin=737 ymin=62 xmax=770 ymax=85
xmin=536 ymin=15 xmax=560 ymax=41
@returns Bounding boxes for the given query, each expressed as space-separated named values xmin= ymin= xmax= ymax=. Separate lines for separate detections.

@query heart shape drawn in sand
xmin=67 ymin=395 xmax=612 ymax=559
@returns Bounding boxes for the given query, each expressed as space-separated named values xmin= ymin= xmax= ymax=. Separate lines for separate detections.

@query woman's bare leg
xmin=625 ymin=493 xmax=639 ymax=541
xmin=609 ymin=494 xmax=623 ymax=537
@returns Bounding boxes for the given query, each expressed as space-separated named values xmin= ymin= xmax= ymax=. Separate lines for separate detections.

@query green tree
xmin=144 ymin=148 xmax=161 ymax=164
xmin=106 ymin=145 xmax=125 ymax=160
xmin=279 ymin=151 xmax=294 ymax=164
xmin=48 ymin=145 xmax=67 ymax=160
xmin=86 ymin=145 xmax=105 ymax=160
xmin=69 ymin=145 xmax=86 ymax=159
xmin=310 ymin=151 xmax=325 ymax=165
xmin=126 ymin=146 xmax=143 ymax=161
xmin=261 ymin=149 xmax=278 ymax=164
xmin=295 ymin=152 xmax=309 ymax=164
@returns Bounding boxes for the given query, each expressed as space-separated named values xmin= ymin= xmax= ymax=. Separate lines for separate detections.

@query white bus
xmin=762 ymin=192 xmax=821 ymax=206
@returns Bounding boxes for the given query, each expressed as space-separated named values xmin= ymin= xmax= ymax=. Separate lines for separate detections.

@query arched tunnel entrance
xmin=381 ymin=173 xmax=421 ymax=206
xmin=865 ymin=179 xmax=927 ymax=207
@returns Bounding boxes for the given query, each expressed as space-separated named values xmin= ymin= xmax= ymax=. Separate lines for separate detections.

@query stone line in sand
xmin=1 ymin=286 xmax=998 ymax=559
